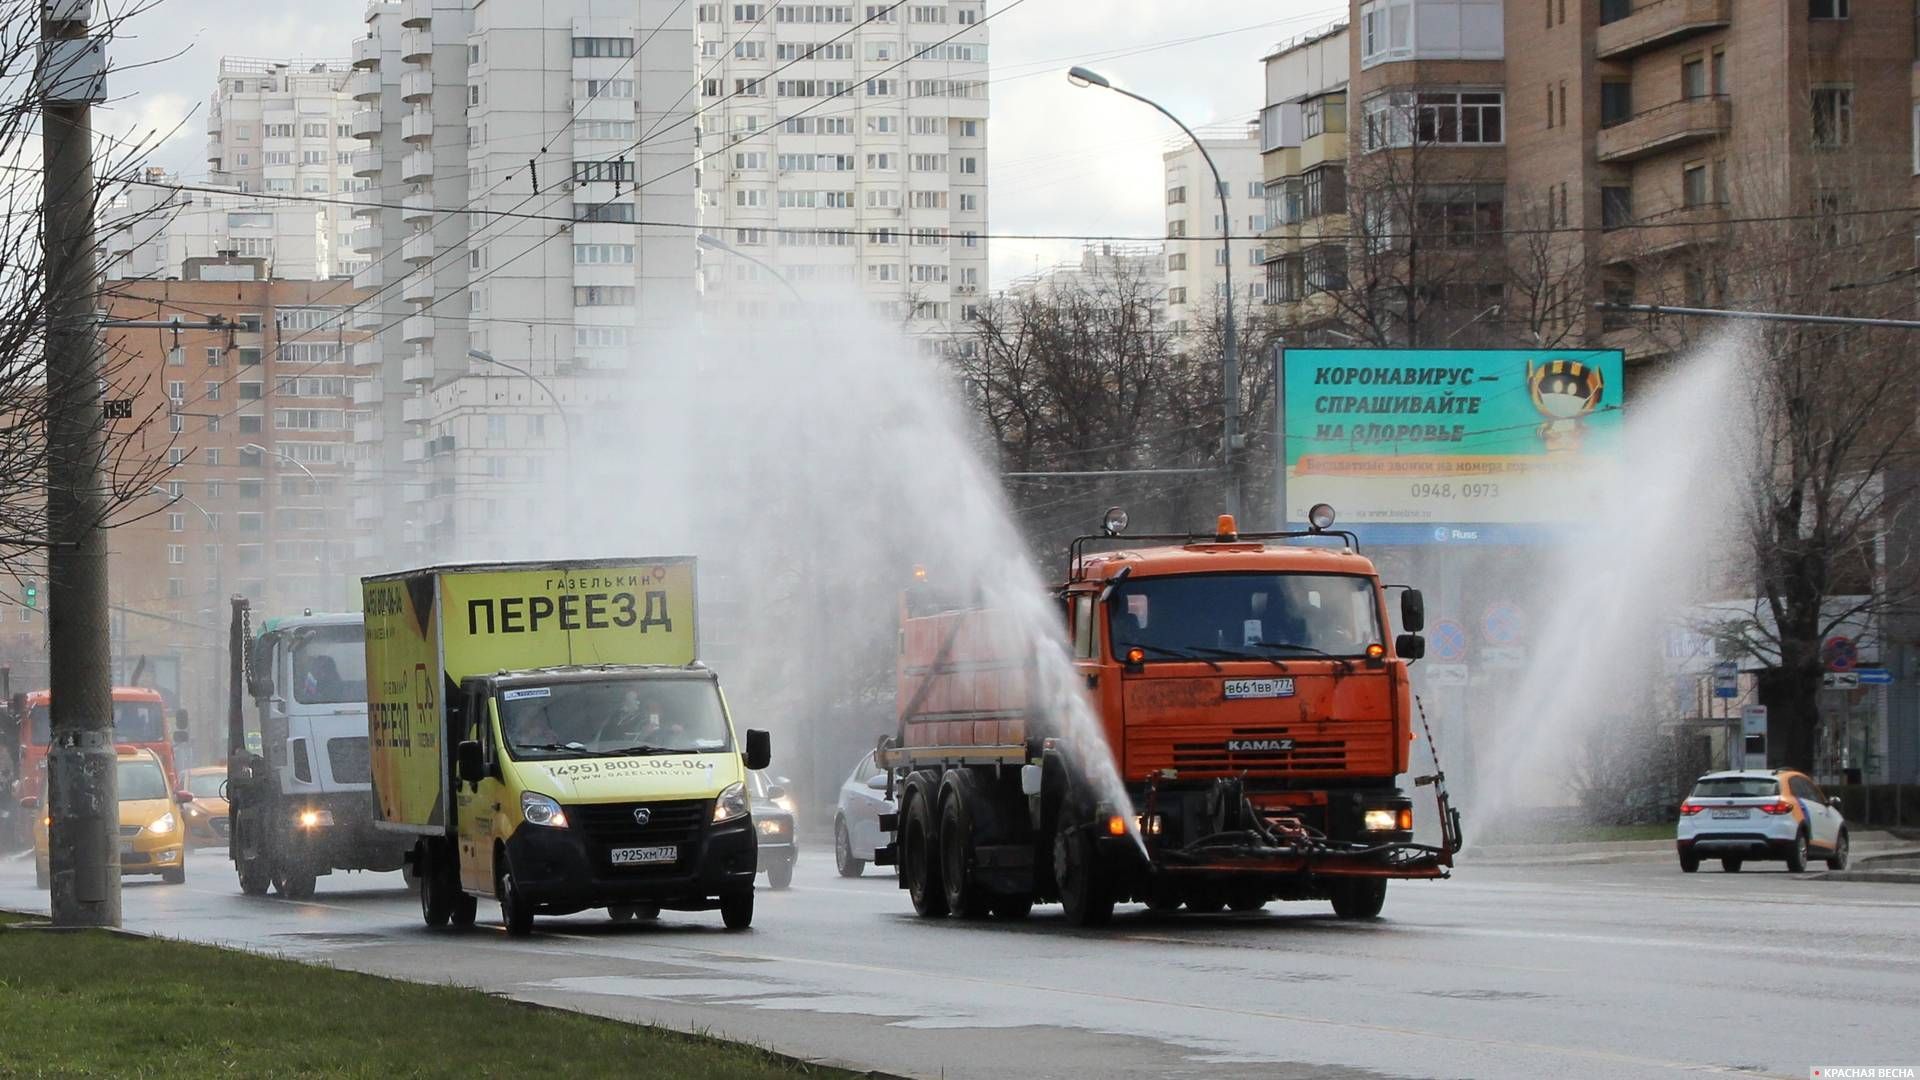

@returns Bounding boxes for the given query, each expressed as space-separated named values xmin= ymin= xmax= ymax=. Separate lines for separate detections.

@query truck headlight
xmin=520 ymin=792 xmax=568 ymax=828
xmin=712 ymin=782 xmax=748 ymax=824
xmin=297 ymin=808 xmax=334 ymax=829
xmin=148 ymin=812 xmax=177 ymax=835
xmin=1364 ymin=808 xmax=1412 ymax=832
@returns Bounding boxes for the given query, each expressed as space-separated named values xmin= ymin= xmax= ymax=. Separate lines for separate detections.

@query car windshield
xmin=497 ymin=677 xmax=731 ymax=760
xmin=1108 ymin=572 xmax=1383 ymax=660
xmin=27 ymin=700 xmax=167 ymax=745
xmin=1692 ymin=777 xmax=1780 ymax=799
xmin=117 ymin=758 xmax=169 ymax=801
xmin=186 ymin=771 xmax=227 ymax=799
xmin=292 ymin=627 xmax=367 ymax=705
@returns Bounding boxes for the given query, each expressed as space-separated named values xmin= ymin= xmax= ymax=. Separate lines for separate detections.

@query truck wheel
xmin=237 ymin=856 xmax=271 ymax=896
xmin=1330 ymin=878 xmax=1388 ymax=919
xmin=902 ymin=792 xmax=949 ymax=918
xmin=939 ymin=789 xmax=992 ymax=919
xmin=418 ymin=844 xmax=454 ymax=928
xmin=450 ymin=892 xmax=478 ymax=929
xmin=834 ymin=819 xmax=865 ymax=878
xmin=720 ymin=889 xmax=754 ymax=930
xmin=767 ymin=859 xmax=794 ymax=891
xmin=498 ymin=860 xmax=535 ymax=937
xmin=1054 ymin=827 xmax=1114 ymax=928
xmin=274 ymin=867 xmax=317 ymax=900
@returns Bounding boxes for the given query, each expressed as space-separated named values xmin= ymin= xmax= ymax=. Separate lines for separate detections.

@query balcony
xmin=401 ymin=69 xmax=433 ymax=102
xmin=402 ymin=191 xmax=434 ymax=222
xmin=401 ymin=268 xmax=435 ymax=301
xmin=350 ymin=108 xmax=382 ymax=139
xmin=402 ymin=149 xmax=433 ymax=182
xmin=347 ymin=69 xmax=381 ymax=102
xmin=352 ymin=305 xmax=384 ymax=333
xmin=402 ymin=353 xmax=436 ymax=386
xmin=1595 ymin=96 xmax=1730 ymax=163
xmin=351 ymin=36 xmax=381 ymax=69
xmin=402 ymin=437 xmax=427 ymax=463
xmin=353 ymin=417 xmax=383 ymax=444
xmin=402 ymin=0 xmax=431 ymax=27
xmin=1596 ymin=0 xmax=1731 ymax=60
xmin=402 ymin=231 xmax=435 ymax=263
xmin=401 ymin=110 xmax=433 ymax=143
xmin=356 ymin=223 xmax=384 ymax=253
xmin=400 ymin=29 xmax=431 ymax=63
xmin=1598 ymin=203 xmax=1730 ymax=265
xmin=352 ymin=379 xmax=384 ymax=405
xmin=351 ymin=146 xmax=383 ymax=177
xmin=353 ymin=262 xmax=383 ymax=290
xmin=401 ymin=315 xmax=435 ymax=345
xmin=402 ymin=396 xmax=430 ymax=423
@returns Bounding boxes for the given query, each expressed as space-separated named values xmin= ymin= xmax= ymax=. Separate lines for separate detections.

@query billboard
xmin=1281 ymin=348 xmax=1625 ymax=542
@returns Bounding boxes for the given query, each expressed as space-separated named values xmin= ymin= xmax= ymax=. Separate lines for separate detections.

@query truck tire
xmin=1054 ymin=826 xmax=1114 ymax=928
xmin=450 ymin=892 xmax=478 ymax=929
xmin=237 ymin=856 xmax=271 ymax=896
xmin=498 ymin=857 xmax=535 ymax=937
xmin=418 ymin=842 xmax=454 ymax=928
xmin=1330 ymin=878 xmax=1388 ymax=919
xmin=721 ymin=889 xmax=754 ymax=930
xmin=767 ymin=858 xmax=794 ymax=891
xmin=939 ymin=786 xmax=992 ymax=919
xmin=834 ymin=819 xmax=865 ymax=878
xmin=902 ymin=790 xmax=949 ymax=917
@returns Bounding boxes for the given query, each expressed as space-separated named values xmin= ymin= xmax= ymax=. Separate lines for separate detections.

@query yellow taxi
xmin=27 ymin=747 xmax=191 ymax=888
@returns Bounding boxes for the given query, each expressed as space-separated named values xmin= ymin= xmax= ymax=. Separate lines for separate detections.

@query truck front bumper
xmin=504 ymin=818 xmax=758 ymax=913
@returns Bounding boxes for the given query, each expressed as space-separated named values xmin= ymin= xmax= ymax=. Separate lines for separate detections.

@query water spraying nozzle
xmin=1101 ymin=506 xmax=1128 ymax=536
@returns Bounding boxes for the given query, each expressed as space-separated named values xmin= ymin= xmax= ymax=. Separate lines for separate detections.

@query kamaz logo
xmin=632 ymin=807 xmax=652 ymax=826
xmin=1226 ymin=739 xmax=1294 ymax=753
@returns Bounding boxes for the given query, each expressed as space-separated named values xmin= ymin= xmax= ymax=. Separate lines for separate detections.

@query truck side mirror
xmin=248 ymin=673 xmax=274 ymax=699
xmin=1400 ymin=589 xmax=1426 ymax=633
xmin=743 ymin=729 xmax=771 ymax=772
xmin=1396 ymin=633 xmax=1426 ymax=661
xmin=456 ymin=740 xmax=485 ymax=786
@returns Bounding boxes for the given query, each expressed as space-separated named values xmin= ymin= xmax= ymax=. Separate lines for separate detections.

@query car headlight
xmin=712 ymin=782 xmax=748 ymax=824
xmin=1363 ymin=808 xmax=1412 ymax=832
xmin=757 ymin=817 xmax=789 ymax=836
xmin=148 ymin=812 xmax=177 ymax=835
xmin=297 ymin=808 xmax=334 ymax=829
xmin=520 ymin=792 xmax=568 ymax=828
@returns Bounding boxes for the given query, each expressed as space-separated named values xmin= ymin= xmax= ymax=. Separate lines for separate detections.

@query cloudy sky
xmin=99 ymin=0 xmax=1347 ymax=287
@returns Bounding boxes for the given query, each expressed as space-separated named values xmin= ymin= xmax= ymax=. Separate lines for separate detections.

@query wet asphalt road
xmin=3 ymin=848 xmax=1916 ymax=1079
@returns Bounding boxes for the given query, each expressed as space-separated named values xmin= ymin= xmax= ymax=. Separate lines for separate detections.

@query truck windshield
xmin=497 ymin=678 xmax=731 ymax=760
xmin=1108 ymin=572 xmax=1383 ymax=660
xmin=117 ymin=758 xmax=169 ymax=801
xmin=27 ymin=701 xmax=167 ymax=746
xmin=291 ymin=627 xmax=367 ymax=705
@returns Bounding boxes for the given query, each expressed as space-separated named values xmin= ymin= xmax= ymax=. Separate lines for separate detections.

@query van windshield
xmin=1108 ymin=572 xmax=1383 ymax=661
xmin=28 ymin=701 xmax=167 ymax=746
xmin=497 ymin=678 xmax=731 ymax=761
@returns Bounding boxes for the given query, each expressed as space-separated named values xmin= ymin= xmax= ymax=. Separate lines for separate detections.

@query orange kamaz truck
xmin=876 ymin=506 xmax=1461 ymax=926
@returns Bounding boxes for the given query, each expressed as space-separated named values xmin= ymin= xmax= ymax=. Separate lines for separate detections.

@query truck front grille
xmin=568 ymin=799 xmax=710 ymax=871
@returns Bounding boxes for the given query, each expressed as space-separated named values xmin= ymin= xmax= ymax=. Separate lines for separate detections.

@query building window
xmin=1600 ymin=81 xmax=1632 ymax=127
xmin=1359 ymin=0 xmax=1502 ymax=68
xmin=1810 ymin=0 xmax=1847 ymax=19
xmin=1812 ymin=87 xmax=1853 ymax=148
xmin=1601 ymin=186 xmax=1632 ymax=230
xmin=1682 ymin=161 xmax=1710 ymax=208
xmin=168 ymin=544 xmax=186 ymax=565
xmin=572 ymin=36 xmax=634 ymax=57
xmin=1681 ymin=55 xmax=1707 ymax=100
xmin=1416 ymin=185 xmax=1505 ymax=248
xmin=167 ymin=513 xmax=185 ymax=533
xmin=1363 ymin=90 xmax=1504 ymax=150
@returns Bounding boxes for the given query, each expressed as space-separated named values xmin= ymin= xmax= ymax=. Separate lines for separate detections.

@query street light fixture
xmin=1068 ymin=65 xmax=1241 ymax=516
xmin=242 ymin=443 xmax=334 ymax=609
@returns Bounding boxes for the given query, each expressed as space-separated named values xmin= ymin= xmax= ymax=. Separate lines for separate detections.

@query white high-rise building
xmin=347 ymin=0 xmax=698 ymax=565
xmin=691 ymin=0 xmax=989 ymax=342
xmin=102 ymin=168 xmax=334 ymax=282
xmin=1163 ymin=124 xmax=1265 ymax=338
xmin=204 ymin=58 xmax=367 ymax=278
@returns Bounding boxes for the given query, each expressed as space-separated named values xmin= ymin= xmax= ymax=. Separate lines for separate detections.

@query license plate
xmin=1711 ymin=808 xmax=1748 ymax=819
xmin=1224 ymin=678 xmax=1295 ymax=700
xmin=609 ymin=845 xmax=678 ymax=866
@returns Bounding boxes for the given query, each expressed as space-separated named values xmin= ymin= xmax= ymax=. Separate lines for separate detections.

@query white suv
xmin=1676 ymin=769 xmax=1849 ymax=873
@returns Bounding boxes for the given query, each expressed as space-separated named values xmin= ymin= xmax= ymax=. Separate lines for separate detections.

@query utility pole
xmin=40 ymin=0 xmax=118 ymax=925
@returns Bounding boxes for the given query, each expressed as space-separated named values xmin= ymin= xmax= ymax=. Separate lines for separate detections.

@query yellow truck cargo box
xmin=361 ymin=558 xmax=696 ymax=834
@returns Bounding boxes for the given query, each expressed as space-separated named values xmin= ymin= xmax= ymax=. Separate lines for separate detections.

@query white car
xmin=1676 ymin=769 xmax=1850 ymax=873
xmin=833 ymin=750 xmax=895 ymax=877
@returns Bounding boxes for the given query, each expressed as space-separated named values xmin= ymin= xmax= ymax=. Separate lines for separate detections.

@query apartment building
xmin=1259 ymin=24 xmax=1350 ymax=327
xmin=692 ymin=0 xmax=990 ymax=339
xmin=101 ymin=276 xmax=369 ymax=753
xmin=347 ymin=0 xmax=698 ymax=567
xmin=1000 ymin=241 xmax=1167 ymax=308
xmin=1162 ymin=125 xmax=1266 ymax=338
xmin=204 ymin=58 xmax=367 ymax=278
xmin=103 ymin=169 xmax=334 ymax=282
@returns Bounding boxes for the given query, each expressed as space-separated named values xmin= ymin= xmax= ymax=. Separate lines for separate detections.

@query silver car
xmin=833 ymin=750 xmax=894 ymax=877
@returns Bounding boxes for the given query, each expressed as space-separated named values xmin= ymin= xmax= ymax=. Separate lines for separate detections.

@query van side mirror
xmin=866 ymin=774 xmax=889 ymax=792
xmin=1400 ymin=589 xmax=1426 ymax=633
xmin=743 ymin=729 xmax=771 ymax=772
xmin=175 ymin=790 xmax=194 ymax=804
xmin=765 ymin=785 xmax=788 ymax=802
xmin=456 ymin=740 xmax=485 ymax=785
xmin=1396 ymin=633 xmax=1426 ymax=661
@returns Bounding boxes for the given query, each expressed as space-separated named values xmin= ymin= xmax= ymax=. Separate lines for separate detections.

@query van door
xmin=454 ymin=683 xmax=500 ymax=893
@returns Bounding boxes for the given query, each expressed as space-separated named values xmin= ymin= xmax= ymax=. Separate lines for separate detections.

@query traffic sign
xmin=1713 ymin=660 xmax=1738 ymax=699
xmin=1429 ymin=619 xmax=1468 ymax=663
xmin=1823 ymin=671 xmax=1861 ymax=690
xmin=1482 ymin=603 xmax=1523 ymax=646
xmin=1422 ymin=664 xmax=1468 ymax=688
xmin=1857 ymin=667 xmax=1893 ymax=685
xmin=1823 ymin=636 xmax=1858 ymax=672
xmin=1481 ymin=646 xmax=1527 ymax=669
xmin=1740 ymin=704 xmax=1768 ymax=737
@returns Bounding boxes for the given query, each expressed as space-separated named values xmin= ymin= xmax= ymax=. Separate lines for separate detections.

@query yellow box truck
xmin=362 ymin=558 xmax=772 ymax=934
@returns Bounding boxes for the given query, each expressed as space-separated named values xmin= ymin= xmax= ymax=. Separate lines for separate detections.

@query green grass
xmin=0 ymin=924 xmax=851 ymax=1079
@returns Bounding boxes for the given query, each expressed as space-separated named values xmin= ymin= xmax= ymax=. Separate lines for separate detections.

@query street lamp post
xmin=1069 ymin=65 xmax=1241 ymax=517
xmin=241 ymin=444 xmax=332 ymax=609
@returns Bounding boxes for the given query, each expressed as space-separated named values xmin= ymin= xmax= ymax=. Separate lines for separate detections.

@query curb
xmin=1816 ymin=869 xmax=1920 ymax=885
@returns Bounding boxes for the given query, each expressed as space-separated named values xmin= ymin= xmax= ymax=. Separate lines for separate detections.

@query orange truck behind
xmin=14 ymin=686 xmax=180 ymax=805
xmin=877 ymin=509 xmax=1461 ymax=926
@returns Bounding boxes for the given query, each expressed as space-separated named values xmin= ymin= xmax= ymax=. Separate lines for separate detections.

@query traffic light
xmin=22 ymin=581 xmax=35 ymax=609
